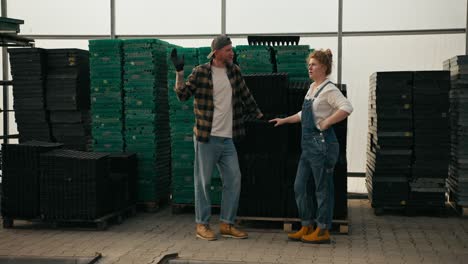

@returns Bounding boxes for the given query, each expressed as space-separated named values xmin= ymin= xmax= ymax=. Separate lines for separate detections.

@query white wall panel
xmin=227 ymin=0 xmax=339 ymax=34
xmin=116 ymin=0 xmax=221 ymax=35
xmin=344 ymin=0 xmax=466 ymax=31
xmin=9 ymin=0 xmax=110 ymax=35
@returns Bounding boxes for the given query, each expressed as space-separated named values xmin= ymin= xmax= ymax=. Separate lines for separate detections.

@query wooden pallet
xmin=373 ymin=204 xmax=447 ymax=217
xmin=138 ymin=197 xmax=170 ymax=213
xmin=2 ymin=205 xmax=137 ymax=230
xmin=447 ymin=190 xmax=468 ymax=217
xmin=236 ymin=216 xmax=349 ymax=234
xmin=171 ymin=203 xmax=220 ymax=214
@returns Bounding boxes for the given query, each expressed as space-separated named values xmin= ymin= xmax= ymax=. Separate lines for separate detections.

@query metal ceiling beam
xmin=21 ymin=28 xmax=465 ymax=40
xmin=221 ymin=0 xmax=226 ymax=34
xmin=110 ymin=0 xmax=116 ymax=39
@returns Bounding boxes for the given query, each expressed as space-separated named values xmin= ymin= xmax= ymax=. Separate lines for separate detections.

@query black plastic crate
xmin=237 ymin=119 xmax=288 ymax=154
xmin=238 ymin=153 xmax=286 ymax=218
xmin=1 ymin=141 xmax=63 ymax=219
xmin=39 ymin=149 xmax=111 ymax=220
xmin=243 ymin=73 xmax=289 ymax=116
xmin=108 ymin=153 xmax=138 ymax=211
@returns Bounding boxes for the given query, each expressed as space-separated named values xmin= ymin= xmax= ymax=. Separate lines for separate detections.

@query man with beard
xmin=170 ymin=35 xmax=263 ymax=241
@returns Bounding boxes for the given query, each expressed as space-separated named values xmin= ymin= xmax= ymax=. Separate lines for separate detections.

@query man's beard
xmin=224 ymin=58 xmax=233 ymax=66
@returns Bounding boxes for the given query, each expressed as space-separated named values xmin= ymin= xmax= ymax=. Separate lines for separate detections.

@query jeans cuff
xmin=316 ymin=222 xmax=328 ymax=230
xmin=219 ymin=218 xmax=235 ymax=225
xmin=301 ymin=220 xmax=312 ymax=226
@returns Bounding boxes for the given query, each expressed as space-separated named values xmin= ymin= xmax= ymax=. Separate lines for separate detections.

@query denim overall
xmin=294 ymin=81 xmax=340 ymax=229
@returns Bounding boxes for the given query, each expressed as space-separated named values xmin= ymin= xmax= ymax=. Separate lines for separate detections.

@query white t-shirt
xmin=210 ymin=66 xmax=233 ymax=138
xmin=297 ymin=79 xmax=353 ymax=130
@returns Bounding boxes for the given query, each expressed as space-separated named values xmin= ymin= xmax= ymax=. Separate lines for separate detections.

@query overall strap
xmin=313 ymin=80 xmax=332 ymax=99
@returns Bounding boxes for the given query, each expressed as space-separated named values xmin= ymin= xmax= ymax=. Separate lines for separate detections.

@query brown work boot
xmin=196 ymin=224 xmax=217 ymax=241
xmin=301 ymin=227 xmax=330 ymax=244
xmin=287 ymin=225 xmax=314 ymax=241
xmin=220 ymin=222 xmax=248 ymax=239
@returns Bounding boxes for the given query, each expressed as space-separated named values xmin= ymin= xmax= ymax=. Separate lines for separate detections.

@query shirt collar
xmin=307 ymin=78 xmax=330 ymax=97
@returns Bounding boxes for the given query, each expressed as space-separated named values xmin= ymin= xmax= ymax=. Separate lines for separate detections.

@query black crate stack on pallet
xmin=367 ymin=71 xmax=450 ymax=214
xmin=366 ymin=72 xmax=414 ymax=210
xmin=1 ymin=141 xmax=62 ymax=223
xmin=39 ymin=150 xmax=112 ymax=220
xmin=446 ymin=56 xmax=468 ymax=207
xmin=409 ymin=72 xmax=450 ymax=211
xmin=123 ymin=39 xmax=171 ymax=205
xmin=89 ymin=39 xmax=125 ymax=153
xmin=237 ymin=120 xmax=289 ymax=217
xmin=8 ymin=48 xmax=52 ymax=142
xmin=332 ymin=84 xmax=349 ymax=220
xmin=46 ymin=49 xmax=91 ymax=151
xmin=108 ymin=153 xmax=138 ymax=212
xmin=237 ymin=73 xmax=289 ymax=217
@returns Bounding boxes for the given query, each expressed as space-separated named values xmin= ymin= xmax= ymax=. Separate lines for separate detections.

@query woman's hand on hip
xmin=318 ymin=119 xmax=331 ymax=131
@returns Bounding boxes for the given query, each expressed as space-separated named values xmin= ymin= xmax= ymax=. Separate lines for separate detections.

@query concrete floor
xmin=0 ymin=199 xmax=467 ymax=264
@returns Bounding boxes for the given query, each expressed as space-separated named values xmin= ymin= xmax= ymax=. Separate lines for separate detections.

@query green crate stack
xmin=274 ymin=45 xmax=311 ymax=82
xmin=235 ymin=45 xmax=274 ymax=74
xmin=197 ymin=46 xmax=212 ymax=65
xmin=123 ymin=38 xmax=172 ymax=203
xmin=88 ymin=39 xmax=125 ymax=153
xmin=167 ymin=47 xmax=222 ymax=205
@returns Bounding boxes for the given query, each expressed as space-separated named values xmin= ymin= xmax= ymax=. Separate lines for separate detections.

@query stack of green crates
xmin=123 ymin=39 xmax=172 ymax=203
xmin=235 ymin=45 xmax=274 ymax=74
xmin=167 ymin=47 xmax=222 ymax=205
xmin=197 ymin=46 xmax=211 ymax=65
xmin=88 ymin=39 xmax=125 ymax=152
xmin=274 ymin=45 xmax=311 ymax=82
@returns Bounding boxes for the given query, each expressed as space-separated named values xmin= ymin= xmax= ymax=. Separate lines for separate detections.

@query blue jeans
xmin=295 ymin=137 xmax=339 ymax=229
xmin=193 ymin=136 xmax=241 ymax=224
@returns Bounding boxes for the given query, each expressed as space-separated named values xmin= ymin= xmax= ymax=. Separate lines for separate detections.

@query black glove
xmin=170 ymin=48 xmax=185 ymax=72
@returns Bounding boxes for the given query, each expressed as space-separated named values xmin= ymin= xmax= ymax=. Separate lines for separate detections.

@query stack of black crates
xmin=1 ymin=142 xmax=137 ymax=227
xmin=1 ymin=141 xmax=62 ymax=226
xmin=40 ymin=150 xmax=112 ymax=220
xmin=366 ymin=71 xmax=450 ymax=214
xmin=46 ymin=49 xmax=92 ymax=151
xmin=8 ymin=48 xmax=92 ymax=150
xmin=238 ymin=73 xmax=289 ymax=217
xmin=367 ymin=72 xmax=413 ymax=210
xmin=445 ymin=56 xmax=468 ymax=208
xmin=409 ymin=72 xmax=450 ymax=211
xmin=8 ymin=48 xmax=52 ymax=142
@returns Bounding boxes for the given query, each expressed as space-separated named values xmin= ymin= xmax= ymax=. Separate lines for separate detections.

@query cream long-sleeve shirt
xmin=297 ymin=79 xmax=353 ymax=130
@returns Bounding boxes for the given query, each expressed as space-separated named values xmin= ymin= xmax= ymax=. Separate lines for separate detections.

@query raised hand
xmin=170 ymin=48 xmax=185 ymax=72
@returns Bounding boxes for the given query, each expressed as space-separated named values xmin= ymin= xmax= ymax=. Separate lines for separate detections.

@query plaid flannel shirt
xmin=174 ymin=62 xmax=262 ymax=142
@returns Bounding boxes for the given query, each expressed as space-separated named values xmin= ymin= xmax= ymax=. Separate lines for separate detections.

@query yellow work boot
xmin=301 ymin=227 xmax=330 ymax=244
xmin=220 ymin=222 xmax=248 ymax=239
xmin=287 ymin=225 xmax=313 ymax=241
xmin=196 ymin=224 xmax=217 ymax=241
